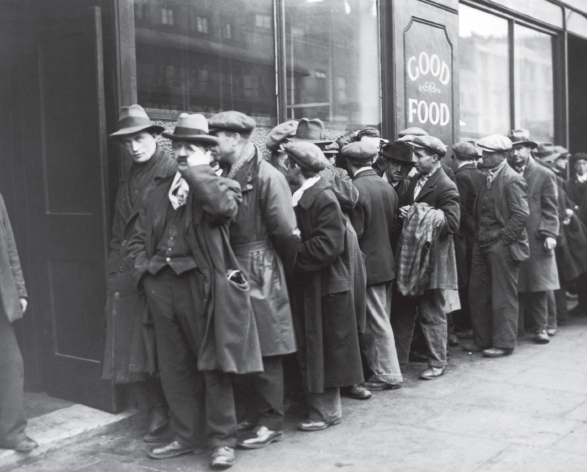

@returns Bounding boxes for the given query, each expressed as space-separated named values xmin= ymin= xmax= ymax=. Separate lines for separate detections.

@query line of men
xmin=102 ymin=105 xmax=587 ymax=469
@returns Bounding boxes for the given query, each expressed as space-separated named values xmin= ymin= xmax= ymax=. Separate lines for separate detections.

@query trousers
xmin=519 ymin=291 xmax=548 ymax=333
xmin=0 ymin=313 xmax=27 ymax=448
xmin=360 ymin=283 xmax=402 ymax=384
xmin=469 ymin=239 xmax=520 ymax=350
xmin=143 ymin=268 xmax=237 ymax=449
xmin=392 ymin=288 xmax=447 ymax=370
xmin=234 ymin=355 xmax=285 ymax=431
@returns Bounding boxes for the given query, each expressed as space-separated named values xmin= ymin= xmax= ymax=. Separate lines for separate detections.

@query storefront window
xmin=459 ymin=4 xmax=509 ymax=140
xmin=133 ymin=0 xmax=277 ymax=123
xmin=514 ymin=25 xmax=554 ymax=143
xmin=284 ymin=0 xmax=380 ymax=130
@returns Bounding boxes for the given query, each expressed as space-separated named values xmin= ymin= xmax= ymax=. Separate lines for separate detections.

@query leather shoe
xmin=13 ymin=436 xmax=38 ymax=453
xmin=547 ymin=328 xmax=557 ymax=336
xmin=237 ymin=426 xmax=284 ymax=449
xmin=448 ymin=333 xmax=460 ymax=347
xmin=361 ymin=380 xmax=401 ymax=391
xmin=297 ymin=417 xmax=341 ymax=432
xmin=147 ymin=440 xmax=206 ymax=460
xmin=419 ymin=366 xmax=446 ymax=380
xmin=460 ymin=343 xmax=485 ymax=352
xmin=237 ymin=419 xmax=257 ymax=432
xmin=534 ymin=330 xmax=550 ymax=344
xmin=210 ymin=446 xmax=235 ymax=469
xmin=345 ymin=384 xmax=372 ymax=399
xmin=482 ymin=347 xmax=513 ymax=358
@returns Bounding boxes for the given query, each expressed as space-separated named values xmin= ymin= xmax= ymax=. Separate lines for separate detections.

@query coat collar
xmin=352 ymin=168 xmax=378 ymax=181
xmin=454 ymin=162 xmax=477 ymax=174
xmin=414 ymin=166 xmax=443 ymax=202
xmin=298 ymin=177 xmax=333 ymax=210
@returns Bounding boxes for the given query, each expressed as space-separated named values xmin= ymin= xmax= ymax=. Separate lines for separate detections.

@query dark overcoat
xmin=0 ymin=194 xmax=26 ymax=323
xmin=102 ymin=147 xmax=176 ymax=383
xmin=517 ymin=158 xmax=560 ymax=292
xmin=126 ymin=165 xmax=263 ymax=375
xmin=228 ymin=147 xmax=298 ymax=357
xmin=349 ymin=169 xmax=397 ymax=286
xmin=290 ymin=178 xmax=363 ymax=393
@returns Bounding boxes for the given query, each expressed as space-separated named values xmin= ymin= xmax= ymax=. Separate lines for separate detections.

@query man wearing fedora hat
xmin=126 ymin=113 xmax=262 ymax=468
xmin=103 ymin=105 xmax=176 ymax=443
xmin=207 ymin=111 xmax=299 ymax=451
xmin=507 ymin=129 xmax=559 ymax=344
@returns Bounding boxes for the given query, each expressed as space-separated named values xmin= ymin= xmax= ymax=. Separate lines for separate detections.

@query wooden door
xmin=36 ymin=6 xmax=115 ymax=411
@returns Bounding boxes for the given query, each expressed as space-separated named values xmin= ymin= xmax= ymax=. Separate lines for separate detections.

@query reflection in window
xmin=133 ymin=0 xmax=276 ymax=123
xmin=285 ymin=0 xmax=380 ymax=130
xmin=459 ymin=4 xmax=509 ymax=140
xmin=514 ymin=25 xmax=554 ymax=143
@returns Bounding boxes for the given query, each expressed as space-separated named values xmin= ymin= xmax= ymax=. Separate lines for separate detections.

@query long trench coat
xmin=126 ymin=165 xmax=263 ymax=374
xmin=517 ymin=158 xmax=560 ymax=293
xmin=227 ymin=147 xmax=298 ymax=357
xmin=290 ymin=178 xmax=364 ymax=393
xmin=102 ymin=147 xmax=176 ymax=383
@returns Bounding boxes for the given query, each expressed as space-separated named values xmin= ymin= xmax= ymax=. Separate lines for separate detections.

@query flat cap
xmin=208 ymin=111 xmax=256 ymax=134
xmin=283 ymin=141 xmax=327 ymax=173
xmin=356 ymin=127 xmax=381 ymax=140
xmin=321 ymin=141 xmax=339 ymax=155
xmin=477 ymin=135 xmax=512 ymax=153
xmin=398 ymin=127 xmax=428 ymax=138
xmin=341 ymin=142 xmax=378 ymax=164
xmin=266 ymin=120 xmax=298 ymax=152
xmin=452 ymin=142 xmax=480 ymax=161
xmin=409 ymin=135 xmax=447 ymax=157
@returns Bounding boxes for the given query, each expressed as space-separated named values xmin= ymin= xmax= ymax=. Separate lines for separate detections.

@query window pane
xmin=459 ymin=4 xmax=509 ymax=140
xmin=514 ymin=25 xmax=554 ymax=143
xmin=133 ymin=0 xmax=276 ymax=124
xmin=285 ymin=0 xmax=380 ymax=130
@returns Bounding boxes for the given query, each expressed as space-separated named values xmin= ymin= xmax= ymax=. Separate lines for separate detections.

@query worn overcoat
xmin=228 ymin=147 xmax=298 ymax=357
xmin=126 ymin=165 xmax=263 ymax=374
xmin=517 ymin=158 xmax=560 ymax=292
xmin=290 ymin=178 xmax=364 ymax=393
xmin=102 ymin=147 xmax=176 ymax=383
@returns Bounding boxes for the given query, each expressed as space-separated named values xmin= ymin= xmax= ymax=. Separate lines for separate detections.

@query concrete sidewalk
xmin=4 ymin=316 xmax=587 ymax=472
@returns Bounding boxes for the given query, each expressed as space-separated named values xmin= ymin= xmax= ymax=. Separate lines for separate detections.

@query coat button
xmin=119 ymin=265 xmax=124 ymax=272
xmin=246 ymin=184 xmax=253 ymax=190
xmin=122 ymin=240 xmax=127 ymax=246
xmin=114 ymin=292 xmax=120 ymax=299
xmin=166 ymin=257 xmax=171 ymax=262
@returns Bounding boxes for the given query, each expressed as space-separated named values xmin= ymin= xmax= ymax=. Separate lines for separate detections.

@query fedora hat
xmin=288 ymin=118 xmax=333 ymax=145
xmin=509 ymin=129 xmax=537 ymax=149
xmin=162 ymin=113 xmax=218 ymax=144
xmin=535 ymin=142 xmax=561 ymax=163
xmin=379 ymin=140 xmax=414 ymax=165
xmin=109 ymin=104 xmax=164 ymax=138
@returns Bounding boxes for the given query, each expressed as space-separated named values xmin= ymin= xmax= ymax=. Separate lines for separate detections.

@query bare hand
xmin=544 ymin=237 xmax=557 ymax=250
xmin=19 ymin=298 xmax=27 ymax=314
xmin=399 ymin=205 xmax=411 ymax=219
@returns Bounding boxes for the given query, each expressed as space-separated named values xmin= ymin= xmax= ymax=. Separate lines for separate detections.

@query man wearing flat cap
xmin=343 ymin=142 xmax=403 ymax=392
xmin=103 ymin=105 xmax=176 ymax=445
xmin=208 ymin=111 xmax=299 ymax=450
xmin=284 ymin=141 xmax=364 ymax=432
xmin=507 ymin=129 xmax=559 ymax=344
xmin=451 ymin=142 xmax=484 ymax=337
xmin=392 ymin=135 xmax=460 ymax=380
xmin=126 ymin=113 xmax=261 ymax=468
xmin=465 ymin=134 xmax=529 ymax=358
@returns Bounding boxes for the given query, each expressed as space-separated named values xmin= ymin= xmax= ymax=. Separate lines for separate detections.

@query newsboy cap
xmin=342 ymin=142 xmax=378 ymax=164
xmin=452 ymin=142 xmax=480 ymax=161
xmin=162 ymin=113 xmax=218 ymax=144
xmin=208 ymin=111 xmax=256 ymax=134
xmin=409 ymin=135 xmax=447 ymax=157
xmin=477 ymin=135 xmax=512 ymax=153
xmin=356 ymin=127 xmax=381 ymax=140
xmin=398 ymin=127 xmax=428 ymax=138
xmin=321 ymin=141 xmax=340 ymax=155
xmin=109 ymin=104 xmax=164 ymax=138
xmin=266 ymin=120 xmax=298 ymax=152
xmin=283 ymin=141 xmax=327 ymax=173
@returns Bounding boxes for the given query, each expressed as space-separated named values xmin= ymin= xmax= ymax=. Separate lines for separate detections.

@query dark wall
xmin=568 ymin=34 xmax=587 ymax=155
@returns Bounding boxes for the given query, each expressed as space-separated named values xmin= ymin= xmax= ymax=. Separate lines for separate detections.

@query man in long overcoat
xmin=126 ymin=113 xmax=262 ymax=469
xmin=466 ymin=135 xmax=530 ymax=357
xmin=103 ymin=105 xmax=176 ymax=442
xmin=284 ymin=141 xmax=364 ymax=432
xmin=392 ymin=136 xmax=460 ymax=380
xmin=208 ymin=111 xmax=299 ymax=450
xmin=343 ymin=142 xmax=403 ymax=391
xmin=507 ymin=130 xmax=559 ymax=344
xmin=0 ymin=194 xmax=37 ymax=453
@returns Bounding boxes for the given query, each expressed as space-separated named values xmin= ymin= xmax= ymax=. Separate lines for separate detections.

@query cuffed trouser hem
xmin=368 ymin=374 xmax=403 ymax=385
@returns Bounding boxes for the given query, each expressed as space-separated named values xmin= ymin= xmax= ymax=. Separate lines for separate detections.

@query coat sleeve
xmin=295 ymin=195 xmax=346 ymax=273
xmin=258 ymin=162 xmax=300 ymax=272
xmin=537 ymin=170 xmax=560 ymax=240
xmin=180 ymin=165 xmax=242 ymax=225
xmin=436 ymin=180 xmax=460 ymax=238
xmin=348 ymin=190 xmax=366 ymax=240
xmin=125 ymin=200 xmax=150 ymax=287
xmin=323 ymin=167 xmax=359 ymax=213
xmin=0 ymin=196 xmax=27 ymax=298
xmin=502 ymin=176 xmax=530 ymax=245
